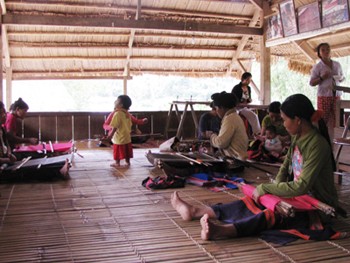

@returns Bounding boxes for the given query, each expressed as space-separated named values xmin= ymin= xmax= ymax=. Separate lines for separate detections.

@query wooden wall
xmin=21 ymin=108 xmax=268 ymax=142
xmin=22 ymin=111 xmax=200 ymax=141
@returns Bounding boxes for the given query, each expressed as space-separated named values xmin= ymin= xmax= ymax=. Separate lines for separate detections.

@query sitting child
xmin=264 ymin=125 xmax=283 ymax=158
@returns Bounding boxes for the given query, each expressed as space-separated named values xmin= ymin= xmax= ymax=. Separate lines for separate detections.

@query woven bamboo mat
xmin=0 ymin=142 xmax=350 ymax=262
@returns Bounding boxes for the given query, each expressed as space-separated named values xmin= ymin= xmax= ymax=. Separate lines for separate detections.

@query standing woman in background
xmin=309 ymin=43 xmax=345 ymax=140
xmin=4 ymin=98 xmax=38 ymax=149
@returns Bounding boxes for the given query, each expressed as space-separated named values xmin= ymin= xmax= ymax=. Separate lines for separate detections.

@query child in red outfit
xmin=106 ymin=95 xmax=134 ymax=168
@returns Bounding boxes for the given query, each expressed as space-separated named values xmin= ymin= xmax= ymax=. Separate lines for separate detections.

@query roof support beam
xmin=7 ymin=0 xmax=252 ymax=22
xmin=123 ymin=0 xmax=140 ymax=78
xmin=293 ymin=40 xmax=318 ymax=62
xmin=226 ymin=10 xmax=261 ymax=75
xmin=2 ymin=14 xmax=263 ymax=36
xmin=2 ymin=25 xmax=10 ymax=68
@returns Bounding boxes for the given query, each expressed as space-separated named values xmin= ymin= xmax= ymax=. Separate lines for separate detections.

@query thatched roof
xmin=1 ymin=0 xmax=349 ymax=80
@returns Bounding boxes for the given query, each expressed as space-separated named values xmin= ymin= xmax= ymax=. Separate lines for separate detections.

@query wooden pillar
xmin=5 ymin=67 xmax=12 ymax=110
xmin=0 ymin=21 xmax=3 ymax=102
xmin=123 ymin=77 xmax=127 ymax=95
xmin=260 ymin=39 xmax=271 ymax=105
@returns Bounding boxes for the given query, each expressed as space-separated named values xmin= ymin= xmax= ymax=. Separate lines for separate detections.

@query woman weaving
xmin=171 ymin=94 xmax=347 ymax=242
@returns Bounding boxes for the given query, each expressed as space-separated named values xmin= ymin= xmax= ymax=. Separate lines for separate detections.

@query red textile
xmin=317 ymin=96 xmax=339 ymax=126
xmin=113 ymin=143 xmax=133 ymax=160
xmin=14 ymin=142 xmax=73 ymax=153
xmin=241 ymin=184 xmax=320 ymax=213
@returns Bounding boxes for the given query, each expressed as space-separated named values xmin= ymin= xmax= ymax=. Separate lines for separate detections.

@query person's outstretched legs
xmin=200 ymin=214 xmax=237 ymax=240
xmin=171 ymin=191 xmax=216 ymax=221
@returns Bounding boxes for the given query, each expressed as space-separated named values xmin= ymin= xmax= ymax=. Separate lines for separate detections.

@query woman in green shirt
xmin=171 ymin=94 xmax=345 ymax=241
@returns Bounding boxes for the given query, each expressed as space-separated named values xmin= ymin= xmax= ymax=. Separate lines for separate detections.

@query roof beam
xmin=226 ymin=10 xmax=261 ymax=74
xmin=2 ymin=14 xmax=263 ymax=36
xmin=292 ymin=40 xmax=317 ymax=62
xmin=8 ymin=31 xmax=242 ymax=41
xmin=11 ymin=69 xmax=235 ymax=80
xmin=248 ymin=0 xmax=263 ymax=10
xmin=8 ymin=43 xmax=242 ymax=52
xmin=0 ymin=0 xmax=5 ymax=14
xmin=11 ymin=56 xmax=251 ymax=62
xmin=1 ymin=25 xmax=10 ymax=67
xmin=6 ymin=0 xmax=252 ymax=22
xmin=123 ymin=0 xmax=140 ymax=77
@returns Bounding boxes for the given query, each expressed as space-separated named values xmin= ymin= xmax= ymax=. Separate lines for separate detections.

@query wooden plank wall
xmin=21 ymin=108 xmax=269 ymax=142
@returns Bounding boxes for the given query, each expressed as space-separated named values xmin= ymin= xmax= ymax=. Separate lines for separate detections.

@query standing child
xmin=106 ymin=95 xmax=133 ymax=168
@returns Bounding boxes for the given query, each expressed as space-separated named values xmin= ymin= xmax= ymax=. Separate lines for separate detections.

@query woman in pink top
xmin=4 ymin=98 xmax=38 ymax=149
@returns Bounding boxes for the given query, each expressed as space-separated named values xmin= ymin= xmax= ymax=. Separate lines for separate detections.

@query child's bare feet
xmin=110 ymin=163 xmax=130 ymax=169
xmin=171 ymin=191 xmax=194 ymax=221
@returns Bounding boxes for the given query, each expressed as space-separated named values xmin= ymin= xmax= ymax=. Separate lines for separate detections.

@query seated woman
xmin=4 ymin=98 xmax=38 ymax=150
xmin=0 ymin=101 xmax=69 ymax=180
xmin=259 ymin=101 xmax=290 ymax=145
xmin=171 ymin=94 xmax=345 ymax=241
xmin=197 ymin=102 xmax=221 ymax=140
xmin=210 ymin=91 xmax=248 ymax=161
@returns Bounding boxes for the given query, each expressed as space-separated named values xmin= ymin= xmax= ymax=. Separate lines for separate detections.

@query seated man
xmin=197 ymin=102 xmax=221 ymax=140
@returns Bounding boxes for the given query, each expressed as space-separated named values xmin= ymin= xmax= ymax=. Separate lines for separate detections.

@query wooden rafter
xmin=0 ymin=0 xmax=6 ymax=14
xmin=11 ymin=68 xmax=235 ymax=80
xmin=293 ymin=40 xmax=317 ymax=62
xmin=123 ymin=0 xmax=140 ymax=77
xmin=6 ymin=0 xmax=253 ymax=22
xmin=226 ymin=10 xmax=261 ymax=75
xmin=2 ymin=14 xmax=263 ymax=36
xmin=248 ymin=0 xmax=262 ymax=10
xmin=7 ymin=31 xmax=242 ymax=41
xmin=10 ymin=56 xmax=247 ymax=62
xmin=1 ymin=25 xmax=10 ymax=68
xmin=8 ymin=43 xmax=243 ymax=52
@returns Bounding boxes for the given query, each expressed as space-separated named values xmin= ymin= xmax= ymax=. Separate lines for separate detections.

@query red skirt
xmin=113 ymin=143 xmax=133 ymax=160
xmin=317 ymin=96 xmax=339 ymax=127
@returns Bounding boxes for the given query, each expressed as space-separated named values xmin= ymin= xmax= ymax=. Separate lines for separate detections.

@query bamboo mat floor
xmin=1 ymin=140 xmax=350 ymax=262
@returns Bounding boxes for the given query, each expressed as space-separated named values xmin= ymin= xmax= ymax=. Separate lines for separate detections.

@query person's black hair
xmin=9 ymin=98 xmax=29 ymax=112
xmin=241 ymin=72 xmax=252 ymax=81
xmin=209 ymin=101 xmax=215 ymax=109
xmin=268 ymin=101 xmax=281 ymax=114
xmin=117 ymin=95 xmax=132 ymax=110
xmin=316 ymin=42 xmax=330 ymax=59
xmin=0 ymin=101 xmax=4 ymax=110
xmin=211 ymin=91 xmax=238 ymax=109
xmin=281 ymin=93 xmax=335 ymax=170
xmin=265 ymin=125 xmax=277 ymax=134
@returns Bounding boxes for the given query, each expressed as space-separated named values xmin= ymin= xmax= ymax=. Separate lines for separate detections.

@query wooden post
xmin=0 ymin=20 xmax=3 ymax=102
xmin=260 ymin=21 xmax=271 ymax=105
xmin=123 ymin=77 xmax=127 ymax=95
xmin=5 ymin=66 xmax=12 ymax=109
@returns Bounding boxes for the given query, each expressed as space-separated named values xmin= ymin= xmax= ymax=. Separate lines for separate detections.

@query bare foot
xmin=171 ymin=191 xmax=194 ymax=221
xmin=200 ymin=214 xmax=238 ymax=240
xmin=110 ymin=163 xmax=129 ymax=169
xmin=110 ymin=163 xmax=120 ymax=168
xmin=60 ymin=159 xmax=70 ymax=179
xmin=200 ymin=214 xmax=211 ymax=240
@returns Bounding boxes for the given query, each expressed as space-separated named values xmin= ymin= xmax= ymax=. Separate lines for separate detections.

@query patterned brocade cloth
xmin=317 ymin=96 xmax=340 ymax=127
